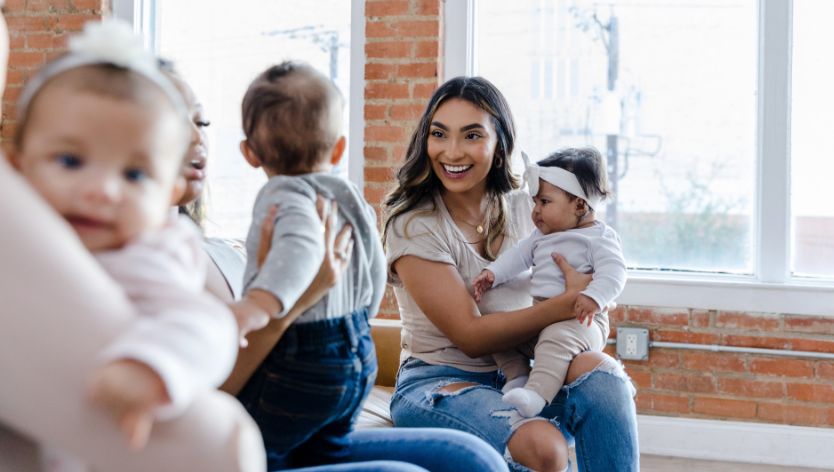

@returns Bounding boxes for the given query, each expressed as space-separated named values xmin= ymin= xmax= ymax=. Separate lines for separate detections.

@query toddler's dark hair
xmin=241 ymin=61 xmax=343 ymax=175
xmin=537 ymin=147 xmax=612 ymax=207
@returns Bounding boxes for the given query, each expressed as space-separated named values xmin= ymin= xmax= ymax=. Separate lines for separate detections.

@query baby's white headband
xmin=521 ymin=151 xmax=601 ymax=210
xmin=17 ymin=19 xmax=187 ymax=121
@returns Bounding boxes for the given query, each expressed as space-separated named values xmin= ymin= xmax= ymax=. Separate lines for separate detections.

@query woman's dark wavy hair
xmin=382 ymin=76 xmax=520 ymax=260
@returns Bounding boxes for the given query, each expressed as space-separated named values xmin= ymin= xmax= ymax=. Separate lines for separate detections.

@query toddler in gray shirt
xmin=230 ymin=62 xmax=386 ymax=469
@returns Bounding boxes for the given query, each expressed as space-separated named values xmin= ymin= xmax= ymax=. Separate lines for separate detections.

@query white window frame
xmin=112 ymin=0 xmax=366 ymax=188
xmin=446 ymin=0 xmax=834 ymax=316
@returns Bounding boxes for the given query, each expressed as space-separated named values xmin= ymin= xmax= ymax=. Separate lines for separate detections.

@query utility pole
xmin=605 ymin=14 xmax=619 ymax=228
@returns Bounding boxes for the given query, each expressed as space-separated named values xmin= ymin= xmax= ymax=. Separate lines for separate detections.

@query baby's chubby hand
xmin=575 ymin=294 xmax=600 ymax=327
xmin=88 ymin=359 xmax=170 ymax=451
xmin=472 ymin=269 xmax=496 ymax=303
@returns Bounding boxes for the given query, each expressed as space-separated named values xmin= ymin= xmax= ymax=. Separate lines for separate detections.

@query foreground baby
xmin=10 ymin=20 xmax=238 ymax=464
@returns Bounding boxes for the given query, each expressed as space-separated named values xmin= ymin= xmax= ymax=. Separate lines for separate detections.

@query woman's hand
xmin=309 ymin=196 xmax=353 ymax=291
xmin=552 ymin=252 xmax=592 ymax=294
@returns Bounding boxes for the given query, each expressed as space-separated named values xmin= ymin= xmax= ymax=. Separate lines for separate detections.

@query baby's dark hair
xmin=241 ymin=61 xmax=344 ymax=175
xmin=537 ymin=147 xmax=612 ymax=207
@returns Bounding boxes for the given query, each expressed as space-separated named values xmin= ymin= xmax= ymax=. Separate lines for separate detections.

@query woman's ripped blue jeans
xmin=390 ymin=356 xmax=639 ymax=472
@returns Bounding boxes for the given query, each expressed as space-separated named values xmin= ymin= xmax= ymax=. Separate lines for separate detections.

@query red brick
xmin=364 ymin=186 xmax=389 ymax=206
xmin=4 ymin=69 xmax=28 ymax=87
xmin=366 ymin=41 xmax=412 ymax=58
xmin=644 ymin=349 xmax=680 ymax=368
xmin=692 ymin=397 xmax=756 ymax=419
xmin=365 ymin=21 xmax=396 ymax=38
xmin=26 ymin=33 xmax=58 ymax=49
xmin=70 ymin=0 xmax=104 ymax=11
xmin=365 ymin=104 xmax=388 ymax=121
xmin=6 ymin=16 xmax=56 ymax=34
xmin=786 ymin=383 xmax=834 ymax=403
xmin=55 ymin=14 xmax=91 ymax=33
xmin=686 ymin=373 xmax=717 ymax=394
xmin=393 ymin=20 xmax=438 ymax=37
xmin=749 ymin=358 xmax=814 ymax=377
xmin=366 ymin=82 xmax=409 ymax=100
xmin=722 ymin=335 xmax=792 ymax=350
xmin=414 ymin=40 xmax=438 ymax=58
xmin=8 ymin=32 xmax=25 ymax=50
xmin=414 ymin=0 xmax=440 ymax=15
xmin=398 ymin=62 xmax=437 ymax=78
xmin=9 ymin=51 xmax=46 ymax=69
xmin=784 ymin=316 xmax=834 ymax=335
xmin=716 ymin=311 xmax=780 ymax=331
xmin=654 ymin=372 xmax=687 ymax=391
xmin=654 ymin=329 xmax=720 ymax=345
xmin=26 ymin=0 xmax=64 ymax=13
xmin=628 ymin=307 xmax=689 ymax=326
xmin=365 ymin=166 xmax=397 ymax=183
xmin=718 ymin=377 xmax=784 ymax=399
xmin=390 ymin=103 xmax=425 ymax=120
xmin=690 ymin=309 xmax=712 ymax=328
xmin=365 ymin=63 xmax=397 ymax=80
xmin=4 ymin=0 xmax=26 ymax=12
xmin=682 ymin=351 xmax=746 ymax=373
xmin=817 ymin=361 xmax=834 ymax=380
xmin=626 ymin=369 xmax=652 ymax=389
xmin=638 ymin=392 xmax=689 ymax=414
xmin=791 ymin=338 xmax=834 ymax=353
xmin=412 ymin=82 xmax=437 ymax=99
xmin=366 ymin=0 xmax=411 ymax=17
xmin=757 ymin=402 xmax=829 ymax=426
xmin=366 ymin=125 xmax=407 ymax=143
xmin=364 ymin=146 xmax=390 ymax=162
xmin=609 ymin=306 xmax=626 ymax=324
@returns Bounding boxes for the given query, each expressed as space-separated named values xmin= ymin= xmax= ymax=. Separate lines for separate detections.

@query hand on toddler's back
xmin=87 ymin=359 xmax=170 ymax=451
xmin=472 ymin=269 xmax=495 ymax=303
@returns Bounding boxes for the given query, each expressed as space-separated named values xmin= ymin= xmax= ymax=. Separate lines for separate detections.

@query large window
xmin=447 ymin=0 xmax=834 ymax=315
xmin=119 ymin=0 xmax=358 ymax=239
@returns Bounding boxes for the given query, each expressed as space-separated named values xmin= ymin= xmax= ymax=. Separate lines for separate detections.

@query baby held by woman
xmin=10 ymin=20 xmax=238 ymax=468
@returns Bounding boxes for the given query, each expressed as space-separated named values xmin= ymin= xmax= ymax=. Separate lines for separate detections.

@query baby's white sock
xmin=501 ymin=375 xmax=529 ymax=393
xmin=502 ymin=387 xmax=547 ymax=417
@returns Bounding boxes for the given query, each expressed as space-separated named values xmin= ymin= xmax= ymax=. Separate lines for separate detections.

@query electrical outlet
xmin=617 ymin=327 xmax=649 ymax=360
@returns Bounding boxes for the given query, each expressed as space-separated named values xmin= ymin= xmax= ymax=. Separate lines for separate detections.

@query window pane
xmin=791 ymin=0 xmax=834 ymax=278
xmin=476 ymin=0 xmax=756 ymax=273
xmin=156 ymin=0 xmax=350 ymax=238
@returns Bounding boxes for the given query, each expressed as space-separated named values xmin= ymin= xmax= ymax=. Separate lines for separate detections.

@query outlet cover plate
xmin=617 ymin=327 xmax=650 ymax=361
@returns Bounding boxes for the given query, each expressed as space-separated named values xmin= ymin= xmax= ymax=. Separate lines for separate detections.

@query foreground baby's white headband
xmin=17 ymin=19 xmax=187 ymax=120
xmin=521 ymin=151 xmax=601 ymax=210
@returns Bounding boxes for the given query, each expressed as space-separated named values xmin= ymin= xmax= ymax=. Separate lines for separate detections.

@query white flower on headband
xmin=68 ymin=19 xmax=157 ymax=77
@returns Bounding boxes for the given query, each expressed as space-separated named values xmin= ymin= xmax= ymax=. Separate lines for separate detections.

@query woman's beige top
xmin=386 ymin=190 xmax=536 ymax=372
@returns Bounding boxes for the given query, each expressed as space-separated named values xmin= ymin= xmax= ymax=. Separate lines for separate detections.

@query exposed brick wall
xmin=605 ymin=307 xmax=834 ymax=427
xmin=1 ymin=0 xmax=106 ymax=145
xmin=364 ymin=0 xmax=441 ymax=318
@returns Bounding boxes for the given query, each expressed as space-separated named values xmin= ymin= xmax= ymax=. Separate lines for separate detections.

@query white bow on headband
xmin=520 ymin=151 xmax=601 ymax=210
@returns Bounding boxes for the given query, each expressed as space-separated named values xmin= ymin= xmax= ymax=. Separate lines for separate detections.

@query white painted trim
xmin=441 ymin=0 xmax=474 ymax=80
xmin=757 ymin=0 xmax=792 ymax=283
xmin=620 ymin=273 xmax=834 ymax=317
xmin=638 ymin=414 xmax=834 ymax=469
xmin=348 ymin=0 xmax=365 ymax=188
xmin=111 ymin=0 xmax=135 ymax=24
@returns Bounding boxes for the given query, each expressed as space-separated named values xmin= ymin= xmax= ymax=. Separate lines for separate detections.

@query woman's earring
xmin=494 ymin=155 xmax=503 ymax=168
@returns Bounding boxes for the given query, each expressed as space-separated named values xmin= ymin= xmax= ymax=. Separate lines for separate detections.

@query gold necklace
xmin=448 ymin=205 xmax=488 ymax=235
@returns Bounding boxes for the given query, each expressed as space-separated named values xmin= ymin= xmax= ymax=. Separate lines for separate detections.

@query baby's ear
xmin=574 ymin=198 xmax=589 ymax=215
xmin=239 ymin=140 xmax=262 ymax=169
xmin=170 ymin=175 xmax=187 ymax=205
xmin=329 ymin=135 xmax=347 ymax=166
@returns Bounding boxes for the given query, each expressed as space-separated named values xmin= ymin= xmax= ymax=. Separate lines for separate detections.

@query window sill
xmin=619 ymin=271 xmax=834 ymax=317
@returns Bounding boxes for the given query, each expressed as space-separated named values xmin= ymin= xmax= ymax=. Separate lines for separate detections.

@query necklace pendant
xmin=476 ymin=224 xmax=484 ymax=234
